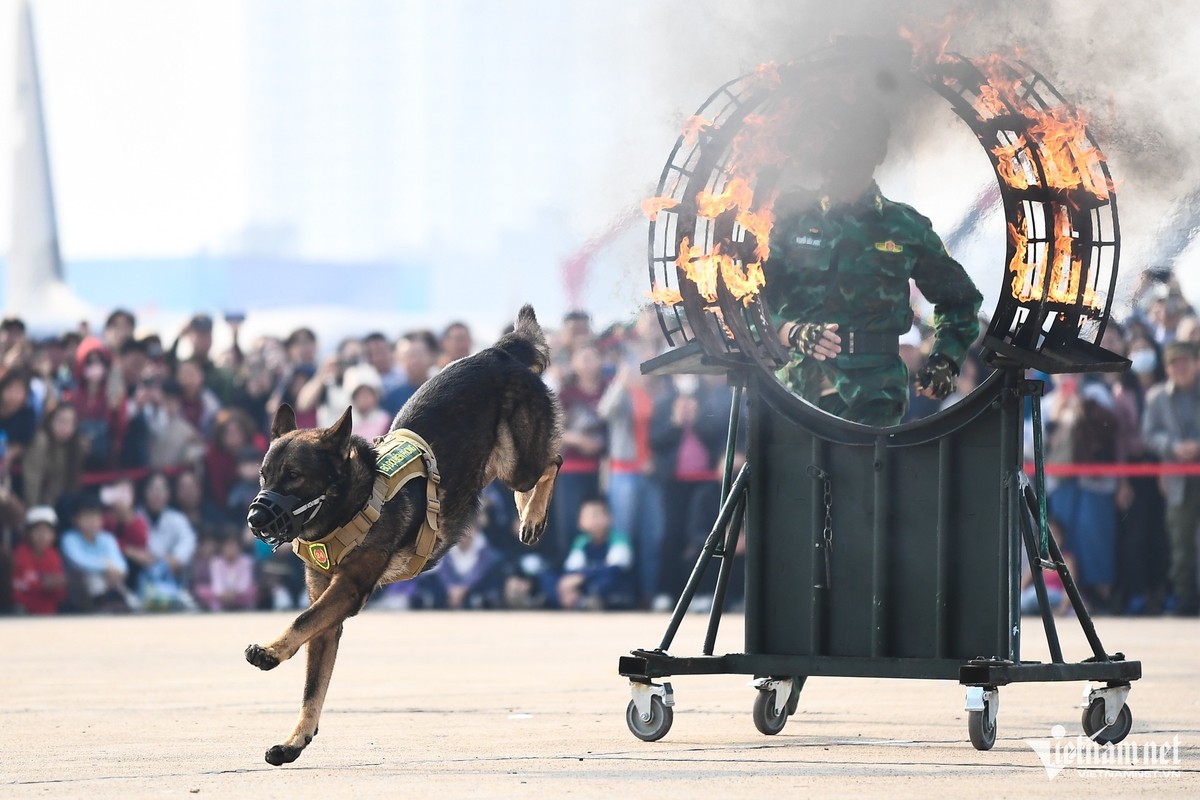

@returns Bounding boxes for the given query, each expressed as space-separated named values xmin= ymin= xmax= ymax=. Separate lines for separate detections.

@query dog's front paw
xmin=265 ymin=743 xmax=304 ymax=766
xmin=245 ymin=644 xmax=281 ymax=671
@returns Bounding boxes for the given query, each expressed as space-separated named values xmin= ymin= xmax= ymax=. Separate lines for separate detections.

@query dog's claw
xmin=245 ymin=644 xmax=280 ymax=671
xmin=519 ymin=520 xmax=546 ymax=545
xmin=265 ymin=744 xmax=303 ymax=766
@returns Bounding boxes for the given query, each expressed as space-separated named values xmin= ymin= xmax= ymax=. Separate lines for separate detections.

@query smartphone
xmin=225 ymin=311 xmax=246 ymax=324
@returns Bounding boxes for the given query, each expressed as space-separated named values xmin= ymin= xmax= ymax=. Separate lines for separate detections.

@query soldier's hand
xmin=914 ymin=353 xmax=959 ymax=400
xmin=784 ymin=322 xmax=841 ymax=361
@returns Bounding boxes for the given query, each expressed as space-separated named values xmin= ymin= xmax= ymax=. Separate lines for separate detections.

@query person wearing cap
xmin=1143 ymin=338 xmax=1200 ymax=616
xmin=11 ymin=506 xmax=67 ymax=614
xmin=60 ymin=494 xmax=129 ymax=612
xmin=762 ymin=89 xmax=981 ymax=428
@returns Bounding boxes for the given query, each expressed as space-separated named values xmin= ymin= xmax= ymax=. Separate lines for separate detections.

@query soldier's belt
xmin=841 ymin=331 xmax=899 ymax=356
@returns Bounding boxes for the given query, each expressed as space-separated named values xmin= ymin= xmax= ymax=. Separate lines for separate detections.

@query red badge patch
xmin=309 ymin=542 xmax=331 ymax=569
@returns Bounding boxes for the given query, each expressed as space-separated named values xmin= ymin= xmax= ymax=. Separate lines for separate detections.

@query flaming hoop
xmin=646 ymin=39 xmax=1123 ymax=375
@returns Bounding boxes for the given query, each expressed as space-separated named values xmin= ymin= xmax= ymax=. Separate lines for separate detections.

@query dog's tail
xmin=495 ymin=304 xmax=550 ymax=375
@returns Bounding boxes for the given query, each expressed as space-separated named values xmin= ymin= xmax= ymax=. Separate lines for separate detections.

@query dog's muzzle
xmin=247 ymin=490 xmax=327 ymax=548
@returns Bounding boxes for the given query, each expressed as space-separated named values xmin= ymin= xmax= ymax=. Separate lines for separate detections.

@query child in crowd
xmin=194 ymin=535 xmax=256 ymax=611
xmin=60 ymin=494 xmax=129 ymax=612
xmin=11 ymin=506 xmax=67 ymax=614
xmin=101 ymin=479 xmax=151 ymax=591
xmin=340 ymin=364 xmax=392 ymax=439
xmin=419 ymin=516 xmax=502 ymax=609
xmin=555 ymin=497 xmax=634 ymax=610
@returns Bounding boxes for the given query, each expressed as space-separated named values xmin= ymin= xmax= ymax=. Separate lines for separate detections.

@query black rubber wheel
xmin=968 ymin=702 xmax=997 ymax=751
xmin=753 ymin=688 xmax=789 ymax=735
xmin=1081 ymin=698 xmax=1132 ymax=745
xmin=626 ymin=695 xmax=673 ymax=742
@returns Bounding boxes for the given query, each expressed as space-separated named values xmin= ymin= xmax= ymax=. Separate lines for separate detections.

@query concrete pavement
xmin=2 ymin=610 xmax=1198 ymax=798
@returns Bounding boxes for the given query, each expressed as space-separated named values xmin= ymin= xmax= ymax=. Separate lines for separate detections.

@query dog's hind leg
xmin=516 ymin=455 xmax=562 ymax=545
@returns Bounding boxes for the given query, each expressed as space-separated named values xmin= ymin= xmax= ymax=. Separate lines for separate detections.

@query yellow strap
xmin=292 ymin=429 xmax=443 ymax=578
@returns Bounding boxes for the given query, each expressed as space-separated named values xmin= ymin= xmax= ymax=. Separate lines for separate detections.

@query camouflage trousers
xmin=777 ymin=353 xmax=909 ymax=428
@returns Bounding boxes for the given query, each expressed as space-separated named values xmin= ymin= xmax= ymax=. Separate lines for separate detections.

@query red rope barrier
xmin=1025 ymin=462 xmax=1200 ymax=477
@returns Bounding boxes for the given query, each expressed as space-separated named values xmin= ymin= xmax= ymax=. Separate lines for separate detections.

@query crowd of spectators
xmin=2 ymin=266 xmax=1199 ymax=618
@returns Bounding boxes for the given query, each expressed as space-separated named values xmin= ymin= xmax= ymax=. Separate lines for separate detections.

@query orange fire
xmin=899 ymin=18 xmax=954 ymax=69
xmin=1027 ymin=105 xmax=1112 ymax=199
xmin=641 ymin=195 xmax=680 ymax=221
xmin=675 ymin=237 xmax=716 ymax=301
xmin=1007 ymin=220 xmax=1040 ymax=303
xmin=737 ymin=202 xmax=777 ymax=263
xmin=647 ymin=282 xmax=683 ymax=307
xmin=673 ymin=236 xmax=765 ymax=306
xmin=1006 ymin=209 xmax=1101 ymax=311
xmin=682 ymin=115 xmax=713 ymax=146
xmin=696 ymin=177 xmax=755 ymax=219
xmin=973 ymin=55 xmax=1111 ymax=202
xmin=1046 ymin=206 xmax=1079 ymax=304
xmin=751 ymin=61 xmax=782 ymax=88
xmin=992 ymin=136 xmax=1033 ymax=191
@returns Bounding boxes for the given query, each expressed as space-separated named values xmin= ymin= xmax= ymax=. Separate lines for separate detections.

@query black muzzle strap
xmin=248 ymin=489 xmax=328 ymax=548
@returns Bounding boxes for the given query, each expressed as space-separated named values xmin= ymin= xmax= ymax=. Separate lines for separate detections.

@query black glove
xmin=914 ymin=353 xmax=960 ymax=399
xmin=787 ymin=322 xmax=836 ymax=357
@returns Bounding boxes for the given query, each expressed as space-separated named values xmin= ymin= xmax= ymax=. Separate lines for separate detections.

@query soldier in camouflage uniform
xmin=763 ymin=186 xmax=982 ymax=428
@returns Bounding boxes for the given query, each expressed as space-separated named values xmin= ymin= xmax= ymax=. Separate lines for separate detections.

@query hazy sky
xmin=2 ymin=0 xmax=1197 ymax=325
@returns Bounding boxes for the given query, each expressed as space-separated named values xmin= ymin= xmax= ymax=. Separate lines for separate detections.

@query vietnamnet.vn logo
xmin=1025 ymin=725 xmax=1182 ymax=780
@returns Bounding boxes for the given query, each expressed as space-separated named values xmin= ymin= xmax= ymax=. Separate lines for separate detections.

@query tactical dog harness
xmin=291 ymin=429 xmax=442 ymax=584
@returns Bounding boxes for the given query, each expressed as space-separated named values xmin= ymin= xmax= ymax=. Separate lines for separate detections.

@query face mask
xmin=1129 ymin=349 xmax=1156 ymax=375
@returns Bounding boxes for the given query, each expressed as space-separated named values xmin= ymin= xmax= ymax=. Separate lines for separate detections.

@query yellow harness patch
xmin=291 ymin=429 xmax=442 ymax=584
xmin=874 ymin=240 xmax=904 ymax=253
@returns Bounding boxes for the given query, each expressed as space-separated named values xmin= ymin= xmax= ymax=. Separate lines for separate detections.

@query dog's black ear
xmin=324 ymin=406 xmax=354 ymax=461
xmin=271 ymin=403 xmax=298 ymax=440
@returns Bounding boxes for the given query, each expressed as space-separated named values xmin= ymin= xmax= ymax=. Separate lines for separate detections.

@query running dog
xmin=244 ymin=305 xmax=562 ymax=765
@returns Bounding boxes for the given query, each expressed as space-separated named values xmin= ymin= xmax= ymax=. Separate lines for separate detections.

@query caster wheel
xmin=753 ymin=688 xmax=789 ymax=735
xmin=968 ymin=700 xmax=997 ymax=751
xmin=786 ymin=677 xmax=805 ymax=715
xmin=626 ymin=695 xmax=673 ymax=742
xmin=1082 ymin=698 xmax=1132 ymax=745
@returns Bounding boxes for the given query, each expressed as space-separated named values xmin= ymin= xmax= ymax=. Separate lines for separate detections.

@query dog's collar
xmin=291 ymin=428 xmax=442 ymax=582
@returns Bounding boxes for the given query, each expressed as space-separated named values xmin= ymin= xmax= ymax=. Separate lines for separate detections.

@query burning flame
xmin=641 ymin=196 xmax=679 ymax=221
xmin=1007 ymin=219 xmax=1039 ymax=303
xmin=899 ymin=18 xmax=955 ymax=69
xmin=1006 ymin=207 xmax=1099 ymax=310
xmin=992 ymin=136 xmax=1033 ymax=191
xmin=974 ymin=56 xmax=1111 ymax=202
xmin=1026 ymin=105 xmax=1111 ymax=199
xmin=682 ymin=115 xmax=712 ymax=146
xmin=696 ymin=177 xmax=754 ymax=219
xmin=1047 ymin=206 xmax=1079 ymax=304
xmin=672 ymin=236 xmax=765 ymax=306
xmin=751 ymin=61 xmax=781 ymax=88
xmin=647 ymin=282 xmax=683 ymax=307
xmin=738 ymin=202 xmax=776 ymax=262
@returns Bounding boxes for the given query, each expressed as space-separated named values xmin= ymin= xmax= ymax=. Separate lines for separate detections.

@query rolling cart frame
xmin=619 ymin=344 xmax=1140 ymax=749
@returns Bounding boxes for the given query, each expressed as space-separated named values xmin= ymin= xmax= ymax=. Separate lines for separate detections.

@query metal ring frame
xmin=648 ymin=42 xmax=1122 ymax=437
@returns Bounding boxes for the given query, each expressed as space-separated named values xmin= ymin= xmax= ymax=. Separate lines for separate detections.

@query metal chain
xmin=820 ymin=476 xmax=833 ymax=588
xmin=822 ymin=476 xmax=833 ymax=549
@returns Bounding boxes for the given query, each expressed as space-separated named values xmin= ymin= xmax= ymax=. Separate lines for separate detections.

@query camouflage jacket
xmin=761 ymin=184 xmax=982 ymax=425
